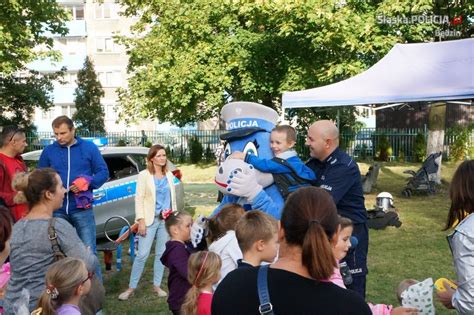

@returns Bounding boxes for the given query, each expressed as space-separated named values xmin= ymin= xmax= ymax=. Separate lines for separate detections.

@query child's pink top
xmin=329 ymin=264 xmax=393 ymax=315
xmin=0 ymin=263 xmax=10 ymax=288
xmin=197 ymin=292 xmax=213 ymax=315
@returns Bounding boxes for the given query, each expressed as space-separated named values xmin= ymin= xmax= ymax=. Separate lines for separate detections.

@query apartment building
xmin=28 ymin=0 xmax=160 ymax=132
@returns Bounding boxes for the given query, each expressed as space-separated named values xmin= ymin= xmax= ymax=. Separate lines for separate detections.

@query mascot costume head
xmin=211 ymin=101 xmax=284 ymax=219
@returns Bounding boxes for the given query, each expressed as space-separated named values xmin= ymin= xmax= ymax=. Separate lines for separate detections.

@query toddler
xmin=161 ymin=211 xmax=194 ymax=315
xmin=230 ymin=125 xmax=316 ymax=199
xmin=181 ymin=251 xmax=222 ymax=315
xmin=32 ymin=258 xmax=92 ymax=315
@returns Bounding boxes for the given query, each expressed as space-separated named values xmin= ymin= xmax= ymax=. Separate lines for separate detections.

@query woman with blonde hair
xmin=3 ymin=168 xmax=96 ymax=314
xmin=119 ymin=144 xmax=182 ymax=300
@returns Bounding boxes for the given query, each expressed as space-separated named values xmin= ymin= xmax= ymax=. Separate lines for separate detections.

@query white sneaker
xmin=154 ymin=286 xmax=168 ymax=297
xmin=118 ymin=289 xmax=134 ymax=301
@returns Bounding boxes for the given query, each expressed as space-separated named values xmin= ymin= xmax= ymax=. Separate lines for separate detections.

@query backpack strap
xmin=48 ymin=217 xmax=66 ymax=261
xmin=257 ymin=265 xmax=275 ymax=315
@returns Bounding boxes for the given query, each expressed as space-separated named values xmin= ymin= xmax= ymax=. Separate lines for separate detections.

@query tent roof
xmin=282 ymin=38 xmax=474 ymax=109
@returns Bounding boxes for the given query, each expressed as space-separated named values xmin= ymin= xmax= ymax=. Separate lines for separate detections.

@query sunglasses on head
xmin=81 ymin=271 xmax=95 ymax=285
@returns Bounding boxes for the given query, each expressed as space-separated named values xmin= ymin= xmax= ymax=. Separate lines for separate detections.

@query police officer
xmin=305 ymin=120 xmax=368 ymax=298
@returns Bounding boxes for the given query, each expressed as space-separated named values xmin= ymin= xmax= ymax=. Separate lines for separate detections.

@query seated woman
xmin=212 ymin=186 xmax=371 ymax=315
xmin=3 ymin=168 xmax=97 ymax=314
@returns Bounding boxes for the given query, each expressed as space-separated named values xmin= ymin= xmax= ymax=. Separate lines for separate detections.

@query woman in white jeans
xmin=118 ymin=144 xmax=181 ymax=300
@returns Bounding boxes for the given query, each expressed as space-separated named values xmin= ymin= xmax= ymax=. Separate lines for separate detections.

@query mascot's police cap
xmin=220 ymin=101 xmax=279 ymax=141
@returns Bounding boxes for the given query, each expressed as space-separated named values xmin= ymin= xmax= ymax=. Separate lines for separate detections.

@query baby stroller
xmin=401 ymin=151 xmax=442 ymax=197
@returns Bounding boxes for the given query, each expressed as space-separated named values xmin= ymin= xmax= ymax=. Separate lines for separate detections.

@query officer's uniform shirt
xmin=306 ymin=147 xmax=367 ymax=224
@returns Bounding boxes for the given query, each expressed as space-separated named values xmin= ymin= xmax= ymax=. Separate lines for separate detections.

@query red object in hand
xmin=172 ymin=169 xmax=182 ymax=180
xmin=72 ymin=177 xmax=90 ymax=191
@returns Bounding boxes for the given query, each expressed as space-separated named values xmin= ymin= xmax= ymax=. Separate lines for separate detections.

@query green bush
xmin=117 ymin=139 xmax=127 ymax=146
xmin=204 ymin=146 xmax=214 ymax=162
xmin=414 ymin=133 xmax=426 ymax=162
xmin=189 ymin=136 xmax=203 ymax=163
xmin=398 ymin=149 xmax=405 ymax=163
xmin=376 ymin=134 xmax=392 ymax=161
xmin=447 ymin=124 xmax=474 ymax=161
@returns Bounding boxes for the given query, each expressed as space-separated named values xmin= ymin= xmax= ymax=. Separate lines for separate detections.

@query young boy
xmin=230 ymin=125 xmax=316 ymax=199
xmin=234 ymin=211 xmax=279 ymax=267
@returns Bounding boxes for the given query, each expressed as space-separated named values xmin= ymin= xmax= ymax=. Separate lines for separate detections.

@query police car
xmin=22 ymin=146 xmax=185 ymax=238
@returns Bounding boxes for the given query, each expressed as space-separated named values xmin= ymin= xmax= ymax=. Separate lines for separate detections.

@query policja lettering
xmin=228 ymin=120 xmax=259 ymax=129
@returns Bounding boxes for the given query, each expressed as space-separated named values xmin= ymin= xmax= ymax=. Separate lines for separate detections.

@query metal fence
xmin=26 ymin=128 xmax=473 ymax=163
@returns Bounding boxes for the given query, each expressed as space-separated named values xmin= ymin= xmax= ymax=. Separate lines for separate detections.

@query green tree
xmin=0 ymin=69 xmax=65 ymax=132
xmin=0 ymin=1 xmax=68 ymax=74
xmin=116 ymin=0 xmax=471 ymax=127
xmin=0 ymin=1 xmax=68 ymax=129
xmin=73 ymin=57 xmax=105 ymax=133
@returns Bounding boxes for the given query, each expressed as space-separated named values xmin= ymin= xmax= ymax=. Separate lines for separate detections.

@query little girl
xmin=331 ymin=217 xmax=418 ymax=315
xmin=160 ymin=210 xmax=194 ymax=315
xmin=32 ymin=257 xmax=92 ymax=315
xmin=181 ymin=251 xmax=222 ymax=315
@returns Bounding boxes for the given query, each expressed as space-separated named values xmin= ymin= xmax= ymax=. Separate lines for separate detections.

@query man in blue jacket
xmin=305 ymin=120 xmax=369 ymax=298
xmin=39 ymin=115 xmax=109 ymax=279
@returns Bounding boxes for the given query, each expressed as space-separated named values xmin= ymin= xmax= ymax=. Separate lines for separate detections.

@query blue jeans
xmin=54 ymin=209 xmax=102 ymax=281
xmin=129 ymin=218 xmax=168 ymax=288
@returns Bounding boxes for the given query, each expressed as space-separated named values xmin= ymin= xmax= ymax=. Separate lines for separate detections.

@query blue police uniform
xmin=306 ymin=147 xmax=369 ymax=298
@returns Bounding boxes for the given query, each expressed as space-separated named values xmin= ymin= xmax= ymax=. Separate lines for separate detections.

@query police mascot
xmin=191 ymin=101 xmax=284 ymax=246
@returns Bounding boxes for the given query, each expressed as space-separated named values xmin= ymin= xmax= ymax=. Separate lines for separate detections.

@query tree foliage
xmin=117 ymin=0 xmax=472 ymax=127
xmin=73 ymin=57 xmax=106 ymax=133
xmin=0 ymin=70 xmax=65 ymax=132
xmin=0 ymin=0 xmax=68 ymax=74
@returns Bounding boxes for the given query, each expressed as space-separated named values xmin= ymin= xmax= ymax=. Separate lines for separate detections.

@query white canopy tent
xmin=282 ymin=38 xmax=474 ymax=110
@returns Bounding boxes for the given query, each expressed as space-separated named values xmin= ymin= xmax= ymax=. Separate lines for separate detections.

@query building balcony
xmin=27 ymin=53 xmax=86 ymax=72
xmin=43 ymin=20 xmax=87 ymax=37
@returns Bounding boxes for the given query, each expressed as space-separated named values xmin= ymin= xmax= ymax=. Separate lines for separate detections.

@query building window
xmin=98 ymin=71 xmax=121 ymax=87
xmin=65 ymin=5 xmax=85 ymax=20
xmin=42 ymin=108 xmax=55 ymax=120
xmin=96 ymin=37 xmax=119 ymax=53
xmin=59 ymin=105 xmax=76 ymax=117
xmin=62 ymin=72 xmax=77 ymax=86
xmin=95 ymin=3 xmax=116 ymax=19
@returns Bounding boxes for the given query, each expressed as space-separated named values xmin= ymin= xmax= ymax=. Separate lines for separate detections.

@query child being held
xmin=330 ymin=216 xmax=419 ymax=315
xmin=208 ymin=204 xmax=245 ymax=284
xmin=160 ymin=211 xmax=194 ymax=315
xmin=235 ymin=211 xmax=279 ymax=268
xmin=181 ymin=251 xmax=222 ymax=315
xmin=230 ymin=125 xmax=316 ymax=199
xmin=32 ymin=257 xmax=92 ymax=315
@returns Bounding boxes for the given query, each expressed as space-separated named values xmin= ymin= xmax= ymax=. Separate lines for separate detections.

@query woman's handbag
xmin=48 ymin=217 xmax=106 ymax=315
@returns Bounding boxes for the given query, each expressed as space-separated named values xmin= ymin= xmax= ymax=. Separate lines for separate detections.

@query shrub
xmin=447 ymin=124 xmax=474 ymax=161
xmin=414 ymin=133 xmax=426 ymax=162
xmin=204 ymin=146 xmax=214 ymax=162
xmin=398 ymin=149 xmax=405 ymax=163
xmin=189 ymin=136 xmax=203 ymax=163
xmin=376 ymin=134 xmax=392 ymax=162
xmin=117 ymin=139 xmax=127 ymax=147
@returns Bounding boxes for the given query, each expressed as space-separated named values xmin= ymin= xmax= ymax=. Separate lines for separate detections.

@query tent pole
xmin=336 ymin=109 xmax=340 ymax=128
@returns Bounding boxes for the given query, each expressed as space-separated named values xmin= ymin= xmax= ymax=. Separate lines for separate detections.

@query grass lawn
xmin=101 ymin=161 xmax=461 ymax=314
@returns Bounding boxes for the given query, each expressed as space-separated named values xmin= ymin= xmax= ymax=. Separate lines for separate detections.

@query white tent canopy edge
xmin=281 ymin=38 xmax=474 ymax=110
